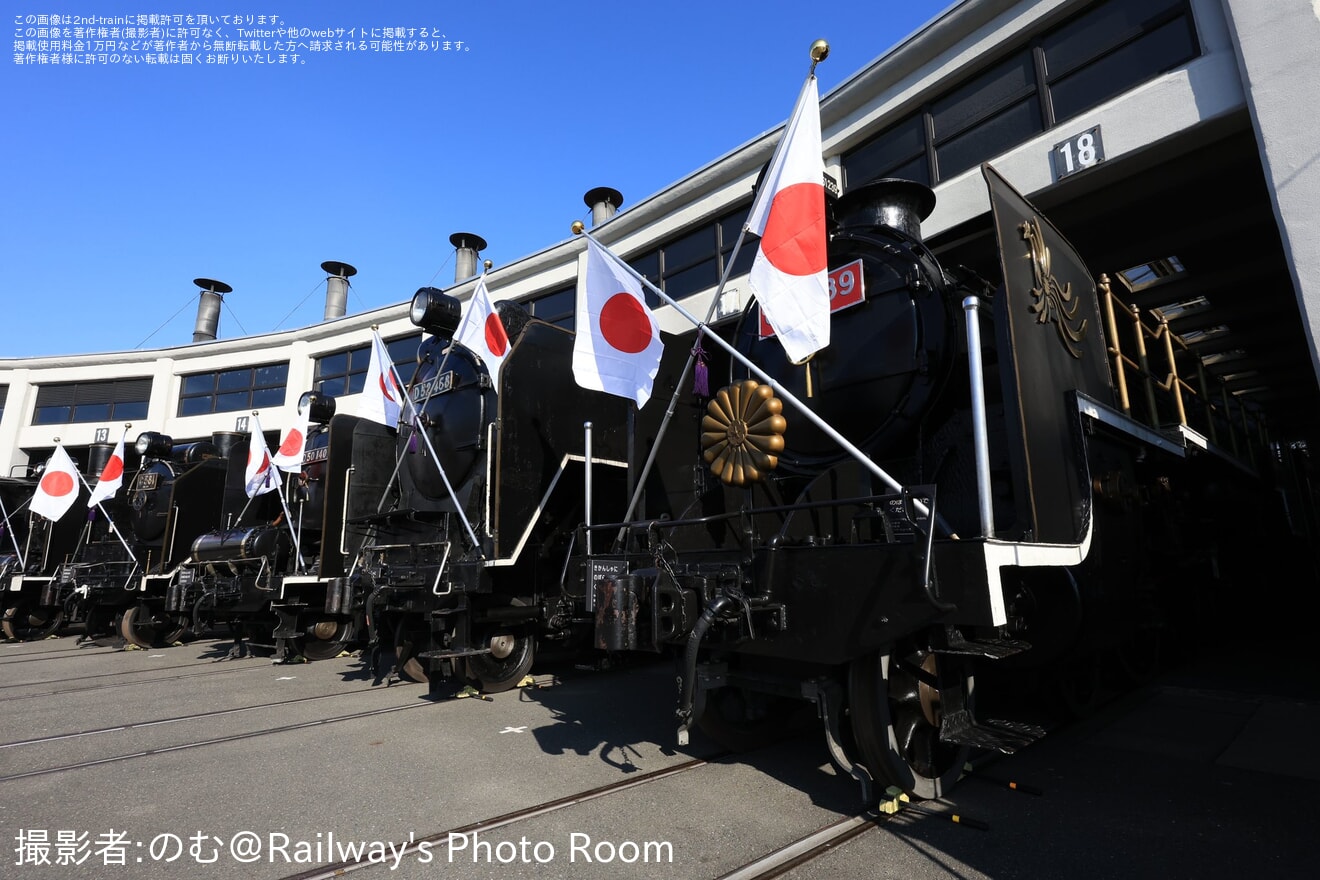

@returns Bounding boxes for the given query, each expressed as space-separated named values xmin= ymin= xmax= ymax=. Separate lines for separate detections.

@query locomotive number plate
xmin=411 ymin=371 xmax=455 ymax=402
xmin=758 ymin=258 xmax=865 ymax=338
xmin=138 ymin=473 xmax=159 ymax=490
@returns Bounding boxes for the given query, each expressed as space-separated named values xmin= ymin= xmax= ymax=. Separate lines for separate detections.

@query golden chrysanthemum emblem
xmin=701 ymin=380 xmax=786 ymax=485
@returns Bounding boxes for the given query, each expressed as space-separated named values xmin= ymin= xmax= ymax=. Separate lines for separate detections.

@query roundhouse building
xmin=3 ymin=0 xmax=1318 ymax=527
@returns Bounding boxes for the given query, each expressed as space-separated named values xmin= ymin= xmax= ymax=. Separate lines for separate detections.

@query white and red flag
xmin=87 ymin=430 xmax=127 ymax=507
xmin=746 ymin=72 xmax=830 ymax=364
xmin=359 ymin=331 xmax=403 ymax=427
xmin=455 ymin=275 xmax=511 ymax=388
xmin=244 ymin=416 xmax=282 ymax=497
xmin=31 ymin=443 xmax=81 ymax=522
xmin=572 ymin=237 xmax=664 ymax=407
xmin=271 ymin=410 xmax=309 ymax=473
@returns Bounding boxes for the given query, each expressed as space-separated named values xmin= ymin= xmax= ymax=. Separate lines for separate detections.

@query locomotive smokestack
xmin=449 ymin=233 xmax=487 ymax=283
xmin=584 ymin=187 xmax=624 ymax=227
xmin=320 ymin=260 xmax=357 ymax=321
xmin=192 ymin=278 xmax=232 ymax=343
xmin=836 ymin=178 xmax=937 ymax=243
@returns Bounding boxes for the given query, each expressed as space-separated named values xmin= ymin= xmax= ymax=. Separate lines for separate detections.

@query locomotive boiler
xmin=345 ymin=163 xmax=1276 ymax=801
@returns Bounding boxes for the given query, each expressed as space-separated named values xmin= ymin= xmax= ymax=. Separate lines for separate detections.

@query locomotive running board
xmin=939 ymin=710 xmax=1044 ymax=754
xmin=929 ymin=626 xmax=1031 ymax=660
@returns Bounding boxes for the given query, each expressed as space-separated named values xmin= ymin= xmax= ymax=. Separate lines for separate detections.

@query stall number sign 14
xmin=1052 ymin=126 xmax=1104 ymax=180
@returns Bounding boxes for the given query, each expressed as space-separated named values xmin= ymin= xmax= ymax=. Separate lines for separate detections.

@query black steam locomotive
xmin=331 ymin=163 xmax=1277 ymax=800
xmin=170 ymin=394 xmax=371 ymax=661
xmin=1 ymin=434 xmax=232 ymax=645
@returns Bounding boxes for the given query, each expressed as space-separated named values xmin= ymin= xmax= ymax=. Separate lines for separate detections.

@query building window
xmin=619 ymin=203 xmax=757 ymax=310
xmin=178 ymin=362 xmax=288 ymax=416
xmin=32 ymin=379 xmax=152 ymax=425
xmin=0 ymin=384 xmax=6 ymax=425
xmin=842 ymin=0 xmax=1199 ymax=189
xmin=522 ymin=287 xmax=575 ymax=329
xmin=312 ymin=334 xmax=422 ymax=398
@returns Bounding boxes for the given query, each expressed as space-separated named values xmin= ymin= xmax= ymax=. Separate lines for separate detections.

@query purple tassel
xmin=88 ymin=507 xmax=97 ymax=522
xmin=692 ymin=339 xmax=709 ymax=398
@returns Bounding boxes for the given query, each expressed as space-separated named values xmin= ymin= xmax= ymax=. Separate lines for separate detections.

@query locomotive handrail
xmin=1099 ymin=273 xmax=1265 ymax=467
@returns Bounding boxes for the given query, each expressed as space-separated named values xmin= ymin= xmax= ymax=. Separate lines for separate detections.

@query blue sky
xmin=3 ymin=1 xmax=951 ymax=359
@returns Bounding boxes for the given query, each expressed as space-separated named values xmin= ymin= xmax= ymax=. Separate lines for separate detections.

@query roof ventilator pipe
xmin=583 ymin=187 xmax=624 ymax=227
xmin=449 ymin=233 xmax=487 ymax=284
xmin=192 ymin=278 xmax=232 ymax=343
xmin=321 ymin=261 xmax=357 ymax=321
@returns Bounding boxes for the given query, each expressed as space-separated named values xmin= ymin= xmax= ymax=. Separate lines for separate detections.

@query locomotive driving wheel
xmin=848 ymin=643 xmax=971 ymax=799
xmin=119 ymin=604 xmax=187 ymax=649
xmin=297 ymin=618 xmax=353 ymax=661
xmin=2 ymin=600 xmax=64 ymax=641
xmin=467 ymin=630 xmax=535 ymax=693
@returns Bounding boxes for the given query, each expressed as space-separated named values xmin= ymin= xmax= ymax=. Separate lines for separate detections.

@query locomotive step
xmin=930 ymin=629 xmax=1031 ymax=660
xmin=416 ymin=646 xmax=494 ymax=660
xmin=939 ymin=709 xmax=1044 ymax=753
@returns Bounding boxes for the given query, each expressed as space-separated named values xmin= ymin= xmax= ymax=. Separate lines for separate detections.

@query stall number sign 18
xmin=1052 ymin=126 xmax=1104 ymax=180
xmin=759 ymin=258 xmax=865 ymax=338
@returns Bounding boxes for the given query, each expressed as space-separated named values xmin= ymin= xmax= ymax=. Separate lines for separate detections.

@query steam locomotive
xmin=2 ymin=434 xmax=231 ymax=645
xmin=169 ymin=394 xmax=370 ymax=661
xmin=327 ymin=163 xmax=1278 ymax=800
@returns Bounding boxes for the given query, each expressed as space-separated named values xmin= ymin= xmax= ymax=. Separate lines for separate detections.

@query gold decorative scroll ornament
xmin=1020 ymin=217 xmax=1087 ymax=358
xmin=701 ymin=380 xmax=786 ymax=485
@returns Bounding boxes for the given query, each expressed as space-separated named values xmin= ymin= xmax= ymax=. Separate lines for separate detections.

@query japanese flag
xmin=271 ymin=410 xmax=309 ymax=473
xmin=359 ymin=331 xmax=403 ymax=428
xmin=572 ymin=237 xmax=664 ymax=408
xmin=87 ymin=430 xmax=127 ymax=508
xmin=746 ymin=73 xmax=830 ymax=364
xmin=244 ymin=416 xmax=282 ymax=498
xmin=31 ymin=443 xmax=81 ymax=522
xmin=456 ymin=276 xmax=510 ymax=389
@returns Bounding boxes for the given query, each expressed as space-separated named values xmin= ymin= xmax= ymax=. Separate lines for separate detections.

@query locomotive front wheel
xmin=298 ymin=619 xmax=353 ymax=662
xmin=848 ymin=645 xmax=971 ymax=799
xmin=467 ymin=631 xmax=535 ymax=693
xmin=2 ymin=602 xmax=64 ymax=641
xmin=119 ymin=605 xmax=186 ymax=649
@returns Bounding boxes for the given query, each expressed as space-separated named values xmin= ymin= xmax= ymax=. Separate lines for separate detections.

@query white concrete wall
xmin=1219 ymin=0 xmax=1320 ymax=379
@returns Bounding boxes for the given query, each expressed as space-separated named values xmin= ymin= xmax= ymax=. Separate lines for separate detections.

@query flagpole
xmin=373 ymin=275 xmax=478 ymax=518
xmin=74 ymin=468 xmax=137 ymax=564
xmin=251 ymin=413 xmax=305 ymax=572
xmin=373 ymin=329 xmax=485 ymax=558
xmin=612 ymin=39 xmax=843 ymax=543
xmin=612 ymin=220 xmax=757 ymax=548
xmin=572 ymin=226 xmax=948 ymax=534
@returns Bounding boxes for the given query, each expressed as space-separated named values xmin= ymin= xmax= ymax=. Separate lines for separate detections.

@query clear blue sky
xmin=3 ymin=1 xmax=951 ymax=359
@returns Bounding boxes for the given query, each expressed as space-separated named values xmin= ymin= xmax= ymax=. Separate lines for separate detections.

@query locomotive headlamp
xmin=135 ymin=431 xmax=173 ymax=459
xmin=298 ymin=391 xmax=336 ymax=425
xmin=410 ymin=287 xmax=463 ymax=339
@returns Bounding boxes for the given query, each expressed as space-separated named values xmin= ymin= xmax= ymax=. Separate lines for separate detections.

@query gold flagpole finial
xmin=483 ymin=259 xmax=493 ymax=271
xmin=809 ymin=39 xmax=829 ymax=73
xmin=571 ymin=220 xmax=585 ymax=235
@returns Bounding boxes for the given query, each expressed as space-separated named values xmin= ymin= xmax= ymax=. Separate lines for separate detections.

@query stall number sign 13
xmin=1052 ymin=126 xmax=1104 ymax=180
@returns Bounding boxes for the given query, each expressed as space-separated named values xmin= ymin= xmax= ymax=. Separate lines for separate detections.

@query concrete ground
xmin=1 ymin=631 xmax=1316 ymax=879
